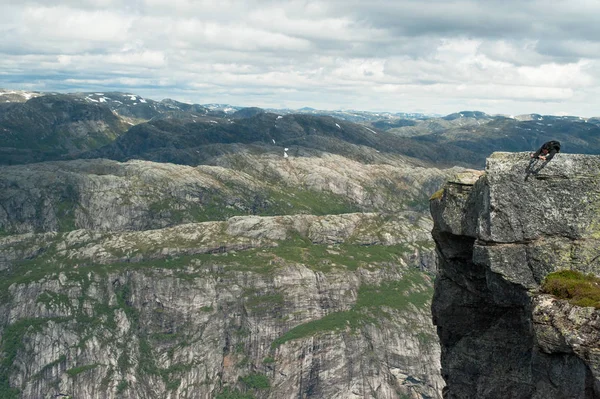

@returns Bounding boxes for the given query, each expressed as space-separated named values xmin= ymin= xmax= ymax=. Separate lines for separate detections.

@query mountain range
xmin=1 ymin=88 xmax=599 ymax=398
xmin=3 ymin=88 xmax=600 ymax=168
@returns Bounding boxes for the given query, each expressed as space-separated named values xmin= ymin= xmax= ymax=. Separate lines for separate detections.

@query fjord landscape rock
xmin=431 ymin=152 xmax=600 ymax=398
xmin=0 ymin=155 xmax=456 ymax=235
xmin=0 ymin=213 xmax=443 ymax=399
xmin=0 ymin=154 xmax=453 ymax=399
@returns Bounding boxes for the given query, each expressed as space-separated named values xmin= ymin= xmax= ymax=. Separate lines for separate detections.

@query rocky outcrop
xmin=430 ymin=152 xmax=600 ymax=398
xmin=0 ymin=156 xmax=458 ymax=234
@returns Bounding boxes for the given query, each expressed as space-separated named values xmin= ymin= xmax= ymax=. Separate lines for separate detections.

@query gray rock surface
xmin=0 ymin=155 xmax=454 ymax=399
xmin=0 ymin=156 xmax=460 ymax=234
xmin=0 ymin=213 xmax=443 ymax=399
xmin=430 ymin=152 xmax=600 ymax=399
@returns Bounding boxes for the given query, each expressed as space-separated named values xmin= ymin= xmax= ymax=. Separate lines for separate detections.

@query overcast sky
xmin=2 ymin=0 xmax=600 ymax=116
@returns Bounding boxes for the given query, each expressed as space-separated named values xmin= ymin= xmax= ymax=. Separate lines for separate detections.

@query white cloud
xmin=1 ymin=0 xmax=600 ymax=116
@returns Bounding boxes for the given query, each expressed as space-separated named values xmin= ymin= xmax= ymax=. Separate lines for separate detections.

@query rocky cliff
xmin=430 ymin=152 xmax=600 ymax=398
xmin=0 ymin=155 xmax=453 ymax=399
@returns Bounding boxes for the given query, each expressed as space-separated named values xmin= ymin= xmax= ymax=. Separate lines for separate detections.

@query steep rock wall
xmin=1 ymin=212 xmax=443 ymax=399
xmin=430 ymin=152 xmax=600 ymax=398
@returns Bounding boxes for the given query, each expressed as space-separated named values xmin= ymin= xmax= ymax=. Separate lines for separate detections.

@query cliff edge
xmin=430 ymin=152 xmax=600 ymax=399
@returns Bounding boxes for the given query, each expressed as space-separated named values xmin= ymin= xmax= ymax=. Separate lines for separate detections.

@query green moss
xmin=541 ymin=269 xmax=600 ymax=308
xmin=429 ymin=188 xmax=444 ymax=201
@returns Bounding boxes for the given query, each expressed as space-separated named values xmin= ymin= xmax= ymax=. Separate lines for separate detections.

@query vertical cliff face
xmin=0 ymin=215 xmax=443 ymax=399
xmin=430 ymin=152 xmax=600 ymax=399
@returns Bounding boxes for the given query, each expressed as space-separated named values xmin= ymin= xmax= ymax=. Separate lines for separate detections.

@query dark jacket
xmin=533 ymin=140 xmax=561 ymax=161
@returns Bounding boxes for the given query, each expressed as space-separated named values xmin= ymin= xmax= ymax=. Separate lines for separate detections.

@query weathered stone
xmin=431 ymin=152 xmax=600 ymax=398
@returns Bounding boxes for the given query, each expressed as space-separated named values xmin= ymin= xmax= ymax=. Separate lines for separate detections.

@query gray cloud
xmin=1 ymin=0 xmax=599 ymax=116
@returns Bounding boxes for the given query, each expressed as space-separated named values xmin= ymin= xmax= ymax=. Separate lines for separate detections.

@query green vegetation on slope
xmin=0 ymin=229 xmax=432 ymax=396
xmin=146 ymin=187 xmax=361 ymax=225
xmin=0 ymin=318 xmax=64 ymax=398
xmin=216 ymin=388 xmax=255 ymax=399
xmin=272 ymin=268 xmax=433 ymax=347
xmin=541 ymin=269 xmax=600 ymax=308
xmin=239 ymin=373 xmax=270 ymax=389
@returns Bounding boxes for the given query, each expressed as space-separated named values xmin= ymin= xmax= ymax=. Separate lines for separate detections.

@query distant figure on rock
xmin=530 ymin=140 xmax=561 ymax=161
xmin=525 ymin=140 xmax=561 ymax=181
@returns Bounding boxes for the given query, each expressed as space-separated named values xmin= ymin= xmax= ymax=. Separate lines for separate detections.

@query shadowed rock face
xmin=430 ymin=152 xmax=600 ymax=399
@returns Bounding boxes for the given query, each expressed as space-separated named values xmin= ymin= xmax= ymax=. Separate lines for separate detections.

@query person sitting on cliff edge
xmin=530 ymin=140 xmax=561 ymax=161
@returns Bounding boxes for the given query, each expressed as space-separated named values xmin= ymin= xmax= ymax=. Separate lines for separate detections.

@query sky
xmin=1 ymin=0 xmax=600 ymax=117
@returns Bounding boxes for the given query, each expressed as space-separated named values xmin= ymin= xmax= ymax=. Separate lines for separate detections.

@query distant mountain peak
xmin=0 ymin=88 xmax=44 ymax=103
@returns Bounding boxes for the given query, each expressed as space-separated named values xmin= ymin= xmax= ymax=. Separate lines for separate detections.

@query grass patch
xmin=36 ymin=292 xmax=72 ymax=310
xmin=272 ymin=268 xmax=433 ymax=347
xmin=239 ymin=373 xmax=270 ymax=389
xmin=271 ymin=310 xmax=364 ymax=348
xmin=146 ymin=185 xmax=360 ymax=225
xmin=356 ymin=270 xmax=433 ymax=312
xmin=66 ymin=364 xmax=99 ymax=377
xmin=429 ymin=188 xmax=444 ymax=201
xmin=244 ymin=291 xmax=284 ymax=314
xmin=260 ymin=188 xmax=361 ymax=216
xmin=541 ymin=269 xmax=600 ymax=308
xmin=116 ymin=380 xmax=128 ymax=393
xmin=38 ymin=354 xmax=67 ymax=377
xmin=215 ymin=388 xmax=255 ymax=399
xmin=0 ymin=318 xmax=61 ymax=398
